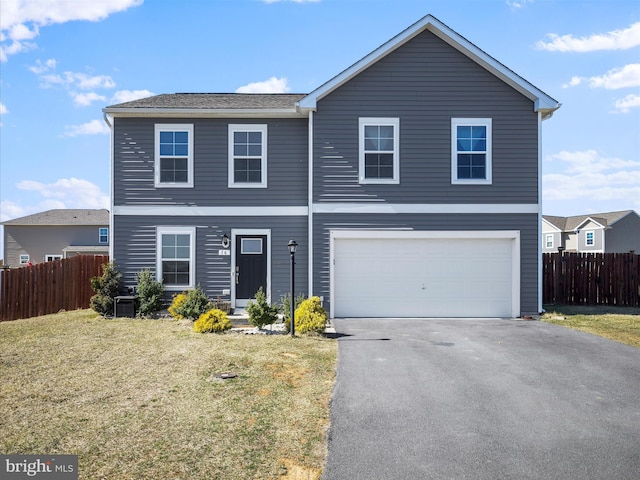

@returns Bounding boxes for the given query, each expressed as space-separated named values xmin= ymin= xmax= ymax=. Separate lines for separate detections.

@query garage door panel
xmin=333 ymin=234 xmax=516 ymax=318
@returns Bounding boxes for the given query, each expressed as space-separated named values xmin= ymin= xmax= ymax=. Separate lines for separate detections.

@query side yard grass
xmin=541 ymin=305 xmax=640 ymax=348
xmin=0 ymin=310 xmax=338 ymax=480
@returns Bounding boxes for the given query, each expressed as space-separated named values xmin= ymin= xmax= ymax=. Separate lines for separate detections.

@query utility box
xmin=114 ymin=296 xmax=136 ymax=318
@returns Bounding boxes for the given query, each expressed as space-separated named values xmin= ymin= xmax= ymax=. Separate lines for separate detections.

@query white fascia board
xmin=102 ymin=107 xmax=305 ymax=119
xmin=298 ymin=14 xmax=560 ymax=118
xmin=574 ymin=217 xmax=606 ymax=230
xmin=313 ymin=203 xmax=539 ymax=214
xmin=113 ymin=206 xmax=308 ymax=216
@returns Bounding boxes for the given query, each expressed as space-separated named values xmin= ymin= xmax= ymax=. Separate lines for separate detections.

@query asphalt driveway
xmin=323 ymin=318 xmax=640 ymax=480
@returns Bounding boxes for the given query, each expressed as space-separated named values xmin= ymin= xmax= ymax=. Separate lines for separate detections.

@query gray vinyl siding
xmin=113 ymin=215 xmax=307 ymax=304
xmin=312 ymin=213 xmax=539 ymax=316
xmin=113 ymin=118 xmax=308 ymax=206
xmin=605 ymin=214 xmax=640 ymax=253
xmin=313 ymin=29 xmax=539 ymax=204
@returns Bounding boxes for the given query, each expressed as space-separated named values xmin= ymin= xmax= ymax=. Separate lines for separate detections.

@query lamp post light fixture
xmin=288 ymin=239 xmax=298 ymax=337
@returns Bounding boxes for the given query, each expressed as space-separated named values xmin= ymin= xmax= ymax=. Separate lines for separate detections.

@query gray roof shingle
xmin=105 ymin=93 xmax=306 ymax=110
xmin=2 ymin=209 xmax=109 ymax=226
xmin=543 ymin=210 xmax=635 ymax=231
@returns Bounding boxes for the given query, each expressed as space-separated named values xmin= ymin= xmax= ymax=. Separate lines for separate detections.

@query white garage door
xmin=331 ymin=231 xmax=520 ymax=318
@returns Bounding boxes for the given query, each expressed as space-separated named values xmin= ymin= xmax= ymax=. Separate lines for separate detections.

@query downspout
xmin=537 ymin=111 xmax=543 ymax=314
xmin=103 ymin=113 xmax=114 ymax=261
xmin=308 ymin=111 xmax=314 ymax=297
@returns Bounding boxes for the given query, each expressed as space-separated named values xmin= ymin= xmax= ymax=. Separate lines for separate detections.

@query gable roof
xmin=1 ymin=209 xmax=109 ymax=226
xmin=297 ymin=14 xmax=560 ymax=119
xmin=542 ymin=210 xmax=637 ymax=232
xmin=104 ymin=93 xmax=306 ymax=118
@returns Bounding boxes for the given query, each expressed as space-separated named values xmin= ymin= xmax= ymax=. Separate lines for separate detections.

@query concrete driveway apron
xmin=322 ymin=318 xmax=640 ymax=480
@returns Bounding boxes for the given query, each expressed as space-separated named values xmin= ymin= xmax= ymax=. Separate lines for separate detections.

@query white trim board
xmin=113 ymin=206 xmax=308 ymax=216
xmin=313 ymin=203 xmax=539 ymax=214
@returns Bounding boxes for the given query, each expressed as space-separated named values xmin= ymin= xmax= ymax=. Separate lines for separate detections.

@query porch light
xmin=288 ymin=239 xmax=298 ymax=336
xmin=221 ymin=234 xmax=230 ymax=248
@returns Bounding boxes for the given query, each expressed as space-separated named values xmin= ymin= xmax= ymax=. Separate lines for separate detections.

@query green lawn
xmin=541 ymin=305 xmax=640 ymax=348
xmin=0 ymin=310 xmax=337 ymax=479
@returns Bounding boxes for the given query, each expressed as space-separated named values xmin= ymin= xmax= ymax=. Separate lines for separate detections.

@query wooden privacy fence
xmin=543 ymin=252 xmax=640 ymax=306
xmin=0 ymin=255 xmax=109 ymax=322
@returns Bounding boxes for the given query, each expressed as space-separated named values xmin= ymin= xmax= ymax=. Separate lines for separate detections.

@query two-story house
xmin=103 ymin=15 xmax=560 ymax=318
xmin=1 ymin=209 xmax=109 ymax=267
xmin=542 ymin=210 xmax=640 ymax=254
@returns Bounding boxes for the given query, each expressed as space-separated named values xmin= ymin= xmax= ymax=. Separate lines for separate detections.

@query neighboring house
xmin=1 ymin=209 xmax=109 ymax=267
xmin=103 ymin=14 xmax=560 ymax=318
xmin=542 ymin=210 xmax=640 ymax=254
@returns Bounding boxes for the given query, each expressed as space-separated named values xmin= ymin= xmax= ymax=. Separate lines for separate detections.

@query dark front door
xmin=235 ymin=235 xmax=267 ymax=305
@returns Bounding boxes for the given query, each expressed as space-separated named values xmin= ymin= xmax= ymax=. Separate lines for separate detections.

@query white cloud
xmin=506 ymin=0 xmax=533 ymax=8
xmin=72 ymin=92 xmax=107 ymax=107
xmin=1 ymin=0 xmax=143 ymax=62
xmin=63 ymin=119 xmax=110 ymax=137
xmin=110 ymin=89 xmax=154 ymax=104
xmin=37 ymin=70 xmax=116 ymax=90
xmin=543 ymin=150 xmax=640 ymax=210
xmin=563 ymin=64 xmax=640 ymax=90
xmin=613 ymin=93 xmax=640 ymax=114
xmin=28 ymin=58 xmax=56 ymax=74
xmin=536 ymin=21 xmax=640 ymax=52
xmin=16 ymin=178 xmax=110 ymax=210
xmin=235 ymin=76 xmax=290 ymax=93
xmin=0 ymin=102 xmax=7 ymax=115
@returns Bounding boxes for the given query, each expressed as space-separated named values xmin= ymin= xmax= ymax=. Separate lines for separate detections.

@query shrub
xmin=280 ymin=292 xmax=306 ymax=324
xmin=292 ymin=296 xmax=328 ymax=334
xmin=168 ymin=293 xmax=187 ymax=319
xmin=168 ymin=286 xmax=212 ymax=320
xmin=90 ymin=262 xmax=122 ymax=316
xmin=135 ymin=269 xmax=164 ymax=317
xmin=246 ymin=287 xmax=279 ymax=329
xmin=193 ymin=308 xmax=232 ymax=333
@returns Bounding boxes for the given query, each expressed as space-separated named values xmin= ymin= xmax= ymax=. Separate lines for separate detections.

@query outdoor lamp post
xmin=288 ymin=239 xmax=298 ymax=337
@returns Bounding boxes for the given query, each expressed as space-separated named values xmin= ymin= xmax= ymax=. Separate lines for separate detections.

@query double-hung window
xmin=228 ymin=124 xmax=267 ymax=188
xmin=359 ymin=118 xmax=399 ymax=184
xmin=155 ymin=124 xmax=194 ymax=187
xmin=19 ymin=254 xmax=29 ymax=265
xmin=545 ymin=234 xmax=554 ymax=249
xmin=451 ymin=118 xmax=492 ymax=185
xmin=157 ymin=226 xmax=195 ymax=289
xmin=585 ymin=231 xmax=594 ymax=246
xmin=99 ymin=227 xmax=109 ymax=244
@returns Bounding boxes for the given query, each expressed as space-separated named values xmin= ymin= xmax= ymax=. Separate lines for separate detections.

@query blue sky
xmin=1 ymin=0 xmax=639 ymax=242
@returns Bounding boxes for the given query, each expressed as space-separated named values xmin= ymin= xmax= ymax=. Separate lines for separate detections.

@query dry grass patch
xmin=542 ymin=305 xmax=640 ymax=348
xmin=0 ymin=310 xmax=337 ymax=479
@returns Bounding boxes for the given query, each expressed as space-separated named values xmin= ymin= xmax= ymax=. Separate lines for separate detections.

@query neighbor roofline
xmin=541 ymin=217 xmax=563 ymax=232
xmin=574 ymin=217 xmax=607 ymax=231
xmin=297 ymin=14 xmax=561 ymax=119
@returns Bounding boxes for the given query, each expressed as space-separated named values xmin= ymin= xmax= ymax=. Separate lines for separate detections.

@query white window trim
xmin=154 ymin=124 xmax=194 ymax=188
xmin=358 ymin=117 xmax=400 ymax=184
xmin=19 ymin=254 xmax=29 ymax=264
xmin=45 ymin=254 xmax=62 ymax=262
xmin=545 ymin=234 xmax=554 ymax=249
xmin=241 ymin=238 xmax=263 ymax=255
xmin=156 ymin=226 xmax=196 ymax=290
xmin=451 ymin=118 xmax=492 ymax=185
xmin=585 ymin=230 xmax=595 ymax=246
xmin=99 ymin=227 xmax=109 ymax=244
xmin=228 ymin=124 xmax=268 ymax=188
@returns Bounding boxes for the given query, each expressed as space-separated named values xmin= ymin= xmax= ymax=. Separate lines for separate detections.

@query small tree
xmin=246 ymin=287 xmax=279 ymax=329
xmin=90 ymin=262 xmax=122 ymax=316
xmin=135 ymin=269 xmax=164 ymax=317
xmin=280 ymin=292 xmax=306 ymax=325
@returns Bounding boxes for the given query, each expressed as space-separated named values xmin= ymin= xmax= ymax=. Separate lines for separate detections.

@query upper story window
xmin=155 ymin=124 xmax=194 ymax=188
xmin=228 ymin=124 xmax=267 ymax=188
xmin=545 ymin=234 xmax=554 ymax=249
xmin=99 ymin=227 xmax=109 ymax=244
xmin=359 ymin=118 xmax=399 ymax=184
xmin=585 ymin=231 xmax=594 ymax=246
xmin=451 ymin=118 xmax=492 ymax=185
xmin=157 ymin=226 xmax=195 ymax=289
